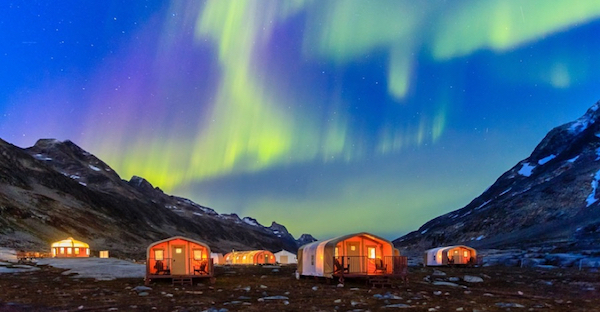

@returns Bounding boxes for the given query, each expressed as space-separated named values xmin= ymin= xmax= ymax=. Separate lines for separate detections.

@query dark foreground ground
xmin=0 ymin=263 xmax=599 ymax=311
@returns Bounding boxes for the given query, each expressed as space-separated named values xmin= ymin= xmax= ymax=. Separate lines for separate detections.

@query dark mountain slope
xmin=0 ymin=138 xmax=309 ymax=258
xmin=394 ymin=101 xmax=600 ymax=254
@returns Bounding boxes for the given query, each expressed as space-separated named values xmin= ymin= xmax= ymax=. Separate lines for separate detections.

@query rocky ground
xmin=0 ymin=262 xmax=599 ymax=311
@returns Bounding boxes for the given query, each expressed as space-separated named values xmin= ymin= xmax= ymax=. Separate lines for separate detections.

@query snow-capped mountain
xmin=394 ymin=101 xmax=600 ymax=254
xmin=0 ymin=138 xmax=310 ymax=258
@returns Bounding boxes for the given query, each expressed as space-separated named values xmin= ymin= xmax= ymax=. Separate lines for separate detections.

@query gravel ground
xmin=0 ymin=260 xmax=599 ymax=311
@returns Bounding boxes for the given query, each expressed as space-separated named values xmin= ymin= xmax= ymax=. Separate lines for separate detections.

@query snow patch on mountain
xmin=538 ymin=155 xmax=556 ymax=165
xmin=586 ymin=170 xmax=600 ymax=207
xmin=518 ymin=162 xmax=535 ymax=177
xmin=567 ymin=155 xmax=579 ymax=163
xmin=33 ymin=154 xmax=52 ymax=161
xmin=88 ymin=164 xmax=101 ymax=171
xmin=569 ymin=103 xmax=598 ymax=134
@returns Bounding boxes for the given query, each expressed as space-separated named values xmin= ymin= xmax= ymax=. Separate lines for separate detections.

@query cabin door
xmin=171 ymin=245 xmax=186 ymax=275
xmin=346 ymin=242 xmax=361 ymax=273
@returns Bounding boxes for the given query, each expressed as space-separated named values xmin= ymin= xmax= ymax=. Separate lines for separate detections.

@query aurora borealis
xmin=2 ymin=1 xmax=600 ymax=240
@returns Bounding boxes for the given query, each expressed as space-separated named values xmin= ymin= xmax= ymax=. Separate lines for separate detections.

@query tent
xmin=424 ymin=245 xmax=477 ymax=266
xmin=298 ymin=232 xmax=404 ymax=278
xmin=274 ymin=250 xmax=297 ymax=264
xmin=146 ymin=236 xmax=214 ymax=284
xmin=224 ymin=250 xmax=276 ymax=265
xmin=51 ymin=237 xmax=90 ymax=258
xmin=210 ymin=252 xmax=224 ymax=265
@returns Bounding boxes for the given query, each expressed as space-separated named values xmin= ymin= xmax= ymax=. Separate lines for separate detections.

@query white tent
xmin=210 ymin=252 xmax=224 ymax=265
xmin=424 ymin=245 xmax=477 ymax=266
xmin=274 ymin=250 xmax=297 ymax=264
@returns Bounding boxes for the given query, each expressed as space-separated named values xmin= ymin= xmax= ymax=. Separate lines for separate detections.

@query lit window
xmin=464 ymin=251 xmax=468 ymax=257
xmin=155 ymin=249 xmax=164 ymax=261
xmin=367 ymin=247 xmax=376 ymax=259
xmin=454 ymin=250 xmax=458 ymax=254
xmin=243 ymin=256 xmax=247 ymax=260
xmin=175 ymin=248 xmax=183 ymax=254
xmin=335 ymin=247 xmax=339 ymax=257
xmin=193 ymin=249 xmax=202 ymax=260
xmin=67 ymin=248 xmax=72 ymax=255
xmin=351 ymin=246 xmax=356 ymax=251
xmin=86 ymin=248 xmax=90 ymax=256
xmin=74 ymin=248 xmax=80 ymax=255
xmin=60 ymin=247 xmax=64 ymax=254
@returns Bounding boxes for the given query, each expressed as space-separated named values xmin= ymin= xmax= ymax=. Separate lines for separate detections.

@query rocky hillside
xmin=394 ymin=101 xmax=600 ymax=254
xmin=0 ymin=139 xmax=314 ymax=258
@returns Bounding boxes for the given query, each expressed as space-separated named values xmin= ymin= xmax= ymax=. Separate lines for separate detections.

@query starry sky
xmin=2 ymin=1 xmax=600 ymax=241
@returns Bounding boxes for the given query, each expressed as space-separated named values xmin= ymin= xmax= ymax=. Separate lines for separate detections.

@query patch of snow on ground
xmin=69 ymin=174 xmax=80 ymax=180
xmin=89 ymin=164 xmax=101 ymax=171
xmin=518 ymin=162 xmax=535 ymax=177
xmin=568 ymin=155 xmax=580 ymax=163
xmin=36 ymin=258 xmax=145 ymax=280
xmin=476 ymin=235 xmax=485 ymax=241
xmin=0 ymin=264 xmax=40 ymax=274
xmin=538 ymin=154 xmax=556 ymax=165
xmin=78 ymin=182 xmax=87 ymax=186
xmin=0 ymin=248 xmax=17 ymax=262
xmin=586 ymin=170 xmax=600 ymax=207
xmin=420 ymin=228 xmax=428 ymax=234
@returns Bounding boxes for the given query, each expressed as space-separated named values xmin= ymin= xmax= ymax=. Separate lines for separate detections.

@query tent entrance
xmin=171 ymin=245 xmax=186 ymax=275
xmin=346 ymin=242 xmax=361 ymax=273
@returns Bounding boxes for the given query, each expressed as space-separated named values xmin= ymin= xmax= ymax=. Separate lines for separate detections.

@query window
xmin=193 ymin=249 xmax=202 ymax=260
xmin=350 ymin=245 xmax=356 ymax=251
xmin=367 ymin=247 xmax=376 ymax=259
xmin=155 ymin=249 xmax=164 ymax=261
xmin=67 ymin=247 xmax=72 ymax=255
xmin=60 ymin=247 xmax=64 ymax=254
xmin=86 ymin=248 xmax=90 ymax=256
xmin=175 ymin=247 xmax=183 ymax=254
xmin=463 ymin=251 xmax=468 ymax=257
xmin=454 ymin=250 xmax=458 ymax=254
xmin=334 ymin=247 xmax=339 ymax=257
xmin=74 ymin=248 xmax=80 ymax=255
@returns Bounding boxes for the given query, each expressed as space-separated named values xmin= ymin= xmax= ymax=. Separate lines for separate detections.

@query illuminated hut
xmin=224 ymin=250 xmax=276 ymax=265
xmin=146 ymin=236 xmax=214 ymax=285
xmin=51 ymin=237 xmax=90 ymax=258
xmin=274 ymin=250 xmax=297 ymax=264
xmin=298 ymin=232 xmax=406 ymax=279
xmin=424 ymin=245 xmax=477 ymax=266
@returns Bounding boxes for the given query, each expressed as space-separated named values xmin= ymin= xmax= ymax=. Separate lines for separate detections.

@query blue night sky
xmin=1 ymin=1 xmax=600 ymax=240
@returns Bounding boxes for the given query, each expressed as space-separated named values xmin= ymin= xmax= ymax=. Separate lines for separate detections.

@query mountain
xmin=394 ymin=101 xmax=600 ymax=254
xmin=0 ymin=138 xmax=308 ymax=258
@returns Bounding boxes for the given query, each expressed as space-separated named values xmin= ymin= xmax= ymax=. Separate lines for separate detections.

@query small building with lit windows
xmin=145 ymin=236 xmax=214 ymax=285
xmin=424 ymin=245 xmax=477 ymax=266
xmin=223 ymin=250 xmax=276 ymax=265
xmin=51 ymin=237 xmax=90 ymax=258
xmin=297 ymin=232 xmax=406 ymax=279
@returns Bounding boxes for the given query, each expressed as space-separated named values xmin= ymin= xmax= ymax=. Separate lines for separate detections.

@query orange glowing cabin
xmin=224 ymin=250 xmax=276 ymax=265
xmin=51 ymin=237 xmax=90 ymax=258
xmin=298 ymin=232 xmax=407 ymax=279
xmin=145 ymin=236 xmax=214 ymax=285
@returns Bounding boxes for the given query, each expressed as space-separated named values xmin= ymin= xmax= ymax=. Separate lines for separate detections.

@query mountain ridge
xmin=394 ymin=101 xmax=600 ymax=254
